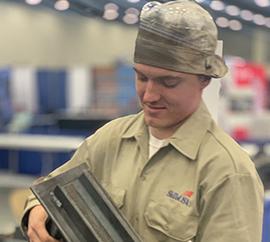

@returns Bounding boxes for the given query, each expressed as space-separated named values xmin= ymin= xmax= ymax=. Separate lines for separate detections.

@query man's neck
xmin=149 ymin=126 xmax=177 ymax=140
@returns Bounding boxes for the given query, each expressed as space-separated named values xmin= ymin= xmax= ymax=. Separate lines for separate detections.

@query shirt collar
xmin=169 ymin=101 xmax=212 ymax=160
xmin=122 ymin=101 xmax=213 ymax=160
xmin=122 ymin=111 xmax=148 ymax=139
xmin=122 ymin=111 xmax=149 ymax=161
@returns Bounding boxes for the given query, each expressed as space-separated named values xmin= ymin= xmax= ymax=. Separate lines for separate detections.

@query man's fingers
xmin=27 ymin=205 xmax=61 ymax=242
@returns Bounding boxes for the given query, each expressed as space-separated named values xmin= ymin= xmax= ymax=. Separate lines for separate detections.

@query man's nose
xmin=143 ymin=80 xmax=160 ymax=102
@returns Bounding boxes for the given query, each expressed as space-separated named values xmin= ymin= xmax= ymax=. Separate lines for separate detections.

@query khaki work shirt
xmin=22 ymin=101 xmax=264 ymax=242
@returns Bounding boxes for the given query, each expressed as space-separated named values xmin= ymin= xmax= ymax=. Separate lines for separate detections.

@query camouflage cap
xmin=134 ymin=0 xmax=228 ymax=78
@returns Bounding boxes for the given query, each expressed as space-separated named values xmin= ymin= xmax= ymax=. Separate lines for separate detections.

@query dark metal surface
xmin=31 ymin=163 xmax=142 ymax=242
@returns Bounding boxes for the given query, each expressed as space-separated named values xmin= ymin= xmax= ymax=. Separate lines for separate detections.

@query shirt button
xmin=164 ymin=224 xmax=169 ymax=231
xmin=141 ymin=175 xmax=146 ymax=180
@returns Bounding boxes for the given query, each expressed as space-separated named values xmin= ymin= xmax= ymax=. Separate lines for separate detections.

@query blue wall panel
xmin=37 ymin=70 xmax=66 ymax=114
xmin=262 ymin=198 xmax=270 ymax=242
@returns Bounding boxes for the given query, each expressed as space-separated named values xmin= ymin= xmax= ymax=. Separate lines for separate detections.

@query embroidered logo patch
xmin=167 ymin=190 xmax=193 ymax=206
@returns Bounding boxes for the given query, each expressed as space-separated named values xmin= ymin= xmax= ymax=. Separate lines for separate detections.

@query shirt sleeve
xmin=196 ymin=173 xmax=264 ymax=242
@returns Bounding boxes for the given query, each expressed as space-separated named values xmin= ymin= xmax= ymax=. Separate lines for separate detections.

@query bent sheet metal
xmin=31 ymin=163 xmax=142 ymax=242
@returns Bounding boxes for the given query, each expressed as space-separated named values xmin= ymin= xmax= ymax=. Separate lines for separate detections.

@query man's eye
xmin=137 ymin=75 xmax=148 ymax=82
xmin=162 ymin=80 xmax=180 ymax=88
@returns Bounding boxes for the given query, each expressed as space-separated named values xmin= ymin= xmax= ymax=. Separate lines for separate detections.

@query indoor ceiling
xmin=2 ymin=0 xmax=270 ymax=31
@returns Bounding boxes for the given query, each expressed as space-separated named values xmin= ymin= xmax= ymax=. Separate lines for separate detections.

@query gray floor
xmin=0 ymin=171 xmax=36 ymax=239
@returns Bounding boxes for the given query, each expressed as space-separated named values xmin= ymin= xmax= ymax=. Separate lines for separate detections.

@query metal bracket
xmin=31 ymin=163 xmax=142 ymax=242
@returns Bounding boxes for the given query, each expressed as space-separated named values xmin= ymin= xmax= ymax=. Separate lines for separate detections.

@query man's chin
xmin=144 ymin=115 xmax=185 ymax=132
xmin=144 ymin=116 xmax=164 ymax=128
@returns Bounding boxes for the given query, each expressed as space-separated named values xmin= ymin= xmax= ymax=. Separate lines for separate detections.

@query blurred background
xmin=0 ymin=0 xmax=270 ymax=241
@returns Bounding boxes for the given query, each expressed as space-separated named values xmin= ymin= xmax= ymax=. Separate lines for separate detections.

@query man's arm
xmin=196 ymin=173 xmax=264 ymax=242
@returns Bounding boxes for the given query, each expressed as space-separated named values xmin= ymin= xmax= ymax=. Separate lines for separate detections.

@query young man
xmin=22 ymin=1 xmax=264 ymax=242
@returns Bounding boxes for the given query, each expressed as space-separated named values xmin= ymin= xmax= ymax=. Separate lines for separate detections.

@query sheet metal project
xmin=30 ymin=163 xmax=142 ymax=242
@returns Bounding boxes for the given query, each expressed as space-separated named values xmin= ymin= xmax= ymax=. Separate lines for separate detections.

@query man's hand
xmin=27 ymin=205 xmax=60 ymax=242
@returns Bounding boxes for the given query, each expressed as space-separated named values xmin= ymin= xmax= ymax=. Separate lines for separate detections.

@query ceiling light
xmin=104 ymin=3 xmax=119 ymax=11
xmin=54 ymin=0 xmax=70 ymax=11
xmin=253 ymin=14 xmax=266 ymax=25
xmin=216 ymin=17 xmax=229 ymax=28
xmin=25 ymin=0 xmax=42 ymax=5
xmin=195 ymin=0 xmax=205 ymax=3
xmin=126 ymin=0 xmax=140 ymax=3
xmin=103 ymin=9 xmax=119 ymax=20
xmin=229 ymin=20 xmax=242 ymax=31
xmin=254 ymin=0 xmax=270 ymax=7
xmin=240 ymin=10 xmax=254 ymax=21
xmin=210 ymin=1 xmax=225 ymax=11
xmin=225 ymin=5 xmax=240 ymax=16
xmin=265 ymin=18 xmax=270 ymax=28
xmin=123 ymin=14 xmax=139 ymax=24
xmin=125 ymin=8 xmax=140 ymax=16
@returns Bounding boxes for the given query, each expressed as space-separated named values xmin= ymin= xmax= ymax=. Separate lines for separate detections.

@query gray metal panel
xmin=31 ymin=163 xmax=142 ymax=242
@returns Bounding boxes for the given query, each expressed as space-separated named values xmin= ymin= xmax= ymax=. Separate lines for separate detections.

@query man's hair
xmin=197 ymin=74 xmax=211 ymax=82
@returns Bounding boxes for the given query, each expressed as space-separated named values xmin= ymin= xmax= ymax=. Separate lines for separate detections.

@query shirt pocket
xmin=144 ymin=200 xmax=198 ymax=242
xmin=102 ymin=182 xmax=126 ymax=209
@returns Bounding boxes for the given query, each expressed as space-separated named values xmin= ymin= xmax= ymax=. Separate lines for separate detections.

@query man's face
xmin=133 ymin=63 xmax=210 ymax=138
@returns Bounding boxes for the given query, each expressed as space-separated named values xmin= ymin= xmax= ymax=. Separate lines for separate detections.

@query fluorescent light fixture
xmin=254 ymin=0 xmax=270 ymax=7
xmin=253 ymin=14 xmax=266 ymax=25
xmin=265 ymin=18 xmax=270 ymax=28
xmin=229 ymin=20 xmax=242 ymax=31
xmin=125 ymin=8 xmax=140 ymax=16
xmin=240 ymin=10 xmax=254 ymax=21
xmin=123 ymin=14 xmax=139 ymax=24
xmin=104 ymin=3 xmax=119 ymax=11
xmin=103 ymin=9 xmax=119 ymax=20
xmin=216 ymin=17 xmax=229 ymax=28
xmin=210 ymin=1 xmax=225 ymax=11
xmin=25 ymin=0 xmax=42 ymax=5
xmin=126 ymin=0 xmax=140 ymax=3
xmin=54 ymin=0 xmax=70 ymax=11
xmin=226 ymin=5 xmax=240 ymax=16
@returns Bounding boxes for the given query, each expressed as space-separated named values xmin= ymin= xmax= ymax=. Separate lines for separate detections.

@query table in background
xmin=0 ymin=133 xmax=85 ymax=175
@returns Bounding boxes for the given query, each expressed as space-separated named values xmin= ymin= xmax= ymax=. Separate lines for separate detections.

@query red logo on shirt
xmin=182 ymin=191 xmax=193 ymax=198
